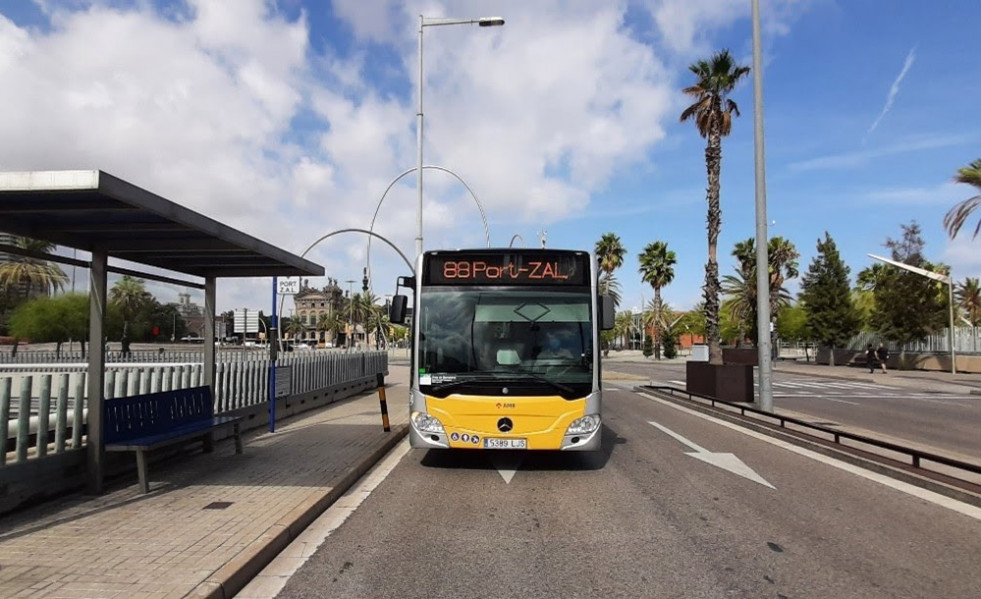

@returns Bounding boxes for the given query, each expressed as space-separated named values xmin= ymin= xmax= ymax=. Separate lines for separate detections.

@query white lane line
xmin=636 ymin=391 xmax=981 ymax=521
xmin=235 ymin=439 xmax=411 ymax=599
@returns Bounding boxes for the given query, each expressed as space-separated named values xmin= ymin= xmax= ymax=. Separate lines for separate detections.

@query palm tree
xmin=725 ymin=237 xmax=798 ymax=344
xmin=595 ymin=233 xmax=626 ymax=307
xmin=721 ymin=270 xmax=755 ymax=345
xmin=956 ymin=277 xmax=981 ymax=326
xmin=284 ymin=316 xmax=305 ymax=343
xmin=0 ymin=236 xmax=69 ymax=300
xmin=638 ymin=241 xmax=676 ymax=360
xmin=109 ymin=275 xmax=151 ymax=337
xmin=613 ymin=311 xmax=634 ymax=350
xmin=317 ymin=311 xmax=345 ymax=347
xmin=680 ymin=49 xmax=750 ymax=365
xmin=943 ymin=159 xmax=981 ymax=240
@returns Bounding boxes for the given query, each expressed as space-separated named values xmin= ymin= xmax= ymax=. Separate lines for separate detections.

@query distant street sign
xmin=233 ymin=308 xmax=259 ymax=334
xmin=278 ymin=278 xmax=300 ymax=295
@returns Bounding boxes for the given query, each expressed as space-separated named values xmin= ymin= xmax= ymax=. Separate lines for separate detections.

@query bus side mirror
xmin=389 ymin=295 xmax=408 ymax=324
xmin=600 ymin=295 xmax=615 ymax=331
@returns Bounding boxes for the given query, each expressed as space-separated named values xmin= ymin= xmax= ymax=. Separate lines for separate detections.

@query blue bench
xmin=103 ymin=386 xmax=243 ymax=493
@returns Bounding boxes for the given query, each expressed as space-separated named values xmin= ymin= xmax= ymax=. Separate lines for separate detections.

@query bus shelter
xmin=0 ymin=170 xmax=324 ymax=492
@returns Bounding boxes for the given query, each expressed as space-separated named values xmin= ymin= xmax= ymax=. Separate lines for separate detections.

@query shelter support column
xmin=86 ymin=249 xmax=107 ymax=494
xmin=204 ymin=276 xmax=216 ymax=389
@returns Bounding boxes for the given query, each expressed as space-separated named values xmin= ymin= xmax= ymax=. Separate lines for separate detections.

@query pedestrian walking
xmin=866 ymin=343 xmax=876 ymax=374
xmin=876 ymin=343 xmax=889 ymax=374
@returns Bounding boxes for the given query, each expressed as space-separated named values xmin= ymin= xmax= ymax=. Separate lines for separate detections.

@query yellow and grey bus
xmin=389 ymin=248 xmax=614 ymax=451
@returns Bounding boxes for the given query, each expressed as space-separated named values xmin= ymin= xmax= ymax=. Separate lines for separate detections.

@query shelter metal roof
xmin=0 ymin=170 xmax=323 ymax=279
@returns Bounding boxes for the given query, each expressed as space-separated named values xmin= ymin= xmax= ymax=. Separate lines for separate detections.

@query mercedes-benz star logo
xmin=497 ymin=418 xmax=513 ymax=433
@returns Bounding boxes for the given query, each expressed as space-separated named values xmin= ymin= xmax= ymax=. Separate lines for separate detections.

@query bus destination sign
xmin=424 ymin=251 xmax=589 ymax=286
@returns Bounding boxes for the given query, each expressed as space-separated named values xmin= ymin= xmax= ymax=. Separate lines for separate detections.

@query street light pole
xmin=752 ymin=0 xmax=773 ymax=414
xmin=345 ymin=279 xmax=356 ymax=349
xmin=417 ymin=14 xmax=504 ymax=257
xmin=868 ymin=253 xmax=957 ymax=374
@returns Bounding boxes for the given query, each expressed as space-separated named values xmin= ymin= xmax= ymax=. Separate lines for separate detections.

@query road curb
xmin=193 ymin=422 xmax=409 ymax=599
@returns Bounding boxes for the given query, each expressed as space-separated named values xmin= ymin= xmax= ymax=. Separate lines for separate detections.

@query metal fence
xmin=1 ymin=350 xmax=387 ymax=468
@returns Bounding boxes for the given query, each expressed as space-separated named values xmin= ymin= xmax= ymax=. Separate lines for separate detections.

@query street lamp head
xmin=478 ymin=17 xmax=505 ymax=27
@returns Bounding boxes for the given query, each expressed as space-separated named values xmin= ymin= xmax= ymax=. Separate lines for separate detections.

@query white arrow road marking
xmin=490 ymin=453 xmax=523 ymax=483
xmin=649 ymin=421 xmax=775 ymax=489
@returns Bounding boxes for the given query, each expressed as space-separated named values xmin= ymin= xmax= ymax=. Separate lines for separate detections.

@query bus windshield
xmin=417 ymin=288 xmax=593 ymax=398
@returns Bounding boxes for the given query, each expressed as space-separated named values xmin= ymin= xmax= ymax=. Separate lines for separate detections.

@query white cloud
xmin=866 ymin=46 xmax=916 ymax=137
xmin=863 ymin=181 xmax=965 ymax=206
xmin=0 ymin=0 xmax=809 ymax=313
xmin=787 ymin=134 xmax=976 ymax=173
xmin=640 ymin=0 xmax=811 ymax=55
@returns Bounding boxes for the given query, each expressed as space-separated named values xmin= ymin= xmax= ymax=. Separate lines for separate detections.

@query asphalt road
xmin=272 ymin=382 xmax=981 ymax=599
xmin=610 ymin=361 xmax=981 ymax=459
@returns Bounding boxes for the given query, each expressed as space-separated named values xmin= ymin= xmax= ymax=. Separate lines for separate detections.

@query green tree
xmin=662 ymin=331 xmax=678 ymax=359
xmin=798 ymin=233 xmax=860 ymax=366
xmin=9 ymin=294 xmax=89 ymax=355
xmin=676 ymin=306 xmax=706 ymax=344
xmin=943 ymin=159 xmax=981 ymax=240
xmin=638 ymin=241 xmax=676 ymax=360
xmin=595 ymin=233 xmax=626 ymax=308
xmin=956 ymin=277 xmax=981 ymax=326
xmin=642 ymin=332 xmax=653 ymax=358
xmin=776 ymin=302 xmax=811 ymax=358
xmin=680 ymin=49 xmax=750 ymax=365
xmin=870 ymin=222 xmax=948 ymax=348
xmin=0 ymin=236 xmax=69 ymax=343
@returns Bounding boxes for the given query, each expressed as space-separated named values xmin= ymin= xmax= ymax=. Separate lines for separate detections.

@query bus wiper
xmin=509 ymin=372 xmax=575 ymax=395
xmin=428 ymin=376 xmax=500 ymax=394
xmin=427 ymin=373 xmax=575 ymax=396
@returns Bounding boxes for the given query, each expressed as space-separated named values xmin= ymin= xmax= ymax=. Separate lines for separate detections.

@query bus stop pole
xmin=269 ymin=276 xmax=278 ymax=432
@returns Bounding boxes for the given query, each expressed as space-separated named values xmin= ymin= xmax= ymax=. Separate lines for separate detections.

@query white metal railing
xmin=1 ymin=350 xmax=387 ymax=468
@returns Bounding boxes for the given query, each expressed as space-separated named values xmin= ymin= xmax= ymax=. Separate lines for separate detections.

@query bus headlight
xmin=411 ymin=412 xmax=445 ymax=434
xmin=565 ymin=414 xmax=601 ymax=435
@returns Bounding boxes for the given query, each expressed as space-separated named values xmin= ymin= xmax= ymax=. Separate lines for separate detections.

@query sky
xmin=1 ymin=0 xmax=979 ymax=318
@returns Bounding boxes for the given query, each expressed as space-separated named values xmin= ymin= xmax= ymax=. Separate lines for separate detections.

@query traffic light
xmin=362 ymin=266 xmax=369 ymax=292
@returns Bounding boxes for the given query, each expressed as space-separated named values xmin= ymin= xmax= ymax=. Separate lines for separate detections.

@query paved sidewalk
xmin=603 ymin=350 xmax=981 ymax=395
xmin=0 ymin=366 xmax=410 ymax=599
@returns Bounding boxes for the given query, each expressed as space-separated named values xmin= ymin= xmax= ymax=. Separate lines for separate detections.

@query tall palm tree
xmin=0 ymin=236 xmax=69 ymax=299
xmin=109 ymin=275 xmax=151 ymax=337
xmin=638 ymin=241 xmax=676 ymax=360
xmin=680 ymin=49 xmax=750 ymax=365
xmin=943 ymin=159 xmax=981 ymax=240
xmin=595 ymin=233 xmax=626 ymax=307
xmin=956 ymin=277 xmax=981 ymax=326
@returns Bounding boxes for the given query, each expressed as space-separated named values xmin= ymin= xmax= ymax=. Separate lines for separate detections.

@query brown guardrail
xmin=640 ymin=385 xmax=981 ymax=479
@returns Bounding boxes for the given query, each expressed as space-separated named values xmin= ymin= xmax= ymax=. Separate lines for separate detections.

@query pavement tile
xmin=0 ymin=366 xmax=409 ymax=599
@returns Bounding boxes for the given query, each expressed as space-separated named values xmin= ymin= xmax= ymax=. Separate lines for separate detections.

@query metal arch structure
xmin=278 ymin=228 xmax=415 ymax=345
xmin=365 ymin=165 xmax=490 ymax=295
xmin=509 ymin=233 xmax=525 ymax=248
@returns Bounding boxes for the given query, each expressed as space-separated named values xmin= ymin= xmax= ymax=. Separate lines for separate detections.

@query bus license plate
xmin=484 ymin=438 xmax=527 ymax=449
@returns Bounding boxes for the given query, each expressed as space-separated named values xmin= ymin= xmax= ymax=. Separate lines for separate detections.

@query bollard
xmin=376 ymin=372 xmax=390 ymax=432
